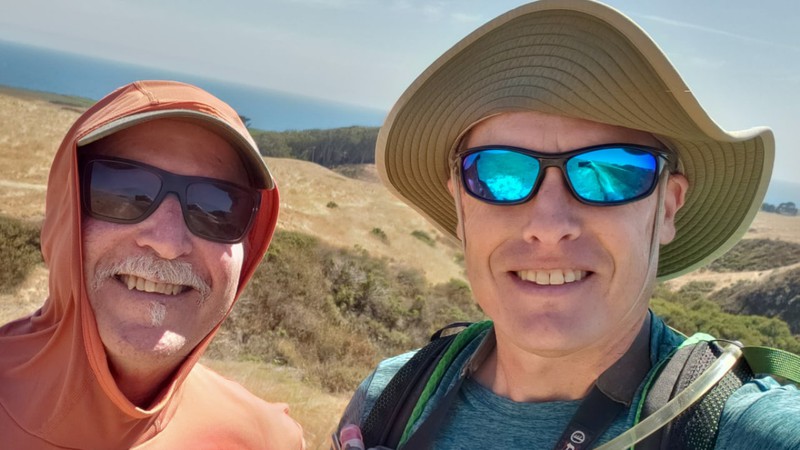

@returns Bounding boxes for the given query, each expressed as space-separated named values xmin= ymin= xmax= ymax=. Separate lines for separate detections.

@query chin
xmin=101 ymin=325 xmax=191 ymax=365
xmin=502 ymin=314 xmax=600 ymax=355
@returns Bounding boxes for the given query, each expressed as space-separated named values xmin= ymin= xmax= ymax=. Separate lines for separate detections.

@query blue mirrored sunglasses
xmin=459 ymin=144 xmax=675 ymax=206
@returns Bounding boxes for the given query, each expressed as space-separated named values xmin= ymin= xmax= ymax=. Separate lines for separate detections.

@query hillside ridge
xmin=0 ymin=89 xmax=464 ymax=288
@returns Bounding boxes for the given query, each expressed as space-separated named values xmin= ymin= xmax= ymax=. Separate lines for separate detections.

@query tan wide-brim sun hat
xmin=376 ymin=0 xmax=774 ymax=280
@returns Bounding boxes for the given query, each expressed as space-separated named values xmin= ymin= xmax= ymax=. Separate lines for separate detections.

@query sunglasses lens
xmin=84 ymin=159 xmax=258 ymax=243
xmin=463 ymin=149 xmax=540 ymax=203
xmin=566 ymin=147 xmax=658 ymax=203
xmin=86 ymin=160 xmax=161 ymax=221
xmin=185 ymin=182 xmax=257 ymax=242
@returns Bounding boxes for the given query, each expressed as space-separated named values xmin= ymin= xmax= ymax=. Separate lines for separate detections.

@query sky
xmin=0 ymin=0 xmax=798 ymax=183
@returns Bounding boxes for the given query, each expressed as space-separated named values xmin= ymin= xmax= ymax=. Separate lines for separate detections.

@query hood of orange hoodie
xmin=0 ymin=80 xmax=279 ymax=447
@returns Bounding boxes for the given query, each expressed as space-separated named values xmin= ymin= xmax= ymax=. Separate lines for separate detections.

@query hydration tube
xmin=595 ymin=343 xmax=743 ymax=450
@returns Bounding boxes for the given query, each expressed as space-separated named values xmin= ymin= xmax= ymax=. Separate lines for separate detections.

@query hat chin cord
xmin=629 ymin=167 xmax=669 ymax=320
xmin=451 ymin=162 xmax=469 ymax=252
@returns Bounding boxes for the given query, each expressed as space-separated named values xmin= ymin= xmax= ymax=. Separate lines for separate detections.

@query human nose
xmin=134 ymin=194 xmax=193 ymax=259
xmin=520 ymin=167 xmax=582 ymax=244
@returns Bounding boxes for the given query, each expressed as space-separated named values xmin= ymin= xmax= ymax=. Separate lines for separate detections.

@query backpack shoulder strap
xmin=740 ymin=346 xmax=800 ymax=383
xmin=637 ymin=337 xmax=754 ymax=450
xmin=359 ymin=322 xmax=473 ymax=449
xmin=599 ymin=334 xmax=800 ymax=450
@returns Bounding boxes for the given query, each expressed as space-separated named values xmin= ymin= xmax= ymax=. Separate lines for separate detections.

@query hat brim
xmin=376 ymin=0 xmax=773 ymax=280
xmin=78 ymin=109 xmax=274 ymax=190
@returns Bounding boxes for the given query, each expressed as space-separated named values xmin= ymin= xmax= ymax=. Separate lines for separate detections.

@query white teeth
xmin=517 ymin=269 xmax=586 ymax=285
xmin=535 ymin=271 xmax=549 ymax=284
xmin=549 ymin=270 xmax=565 ymax=285
xmin=120 ymin=275 xmax=184 ymax=295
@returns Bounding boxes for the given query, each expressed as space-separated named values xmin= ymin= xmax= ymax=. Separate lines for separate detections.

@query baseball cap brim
xmin=78 ymin=109 xmax=274 ymax=190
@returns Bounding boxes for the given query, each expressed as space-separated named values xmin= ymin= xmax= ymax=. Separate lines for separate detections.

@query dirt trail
xmin=0 ymin=179 xmax=46 ymax=191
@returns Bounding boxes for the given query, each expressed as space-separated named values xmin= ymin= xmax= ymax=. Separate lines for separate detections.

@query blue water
xmin=0 ymin=39 xmax=386 ymax=131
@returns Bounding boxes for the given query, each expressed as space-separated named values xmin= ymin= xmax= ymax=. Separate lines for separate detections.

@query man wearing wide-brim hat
xmin=335 ymin=1 xmax=800 ymax=449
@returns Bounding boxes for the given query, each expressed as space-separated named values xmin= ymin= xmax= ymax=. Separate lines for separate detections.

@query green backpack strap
xmin=358 ymin=321 xmax=491 ymax=449
xmin=398 ymin=320 xmax=493 ymax=447
xmin=741 ymin=346 xmax=800 ymax=383
xmin=619 ymin=333 xmax=800 ymax=450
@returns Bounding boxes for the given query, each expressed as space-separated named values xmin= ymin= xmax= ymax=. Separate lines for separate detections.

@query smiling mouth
xmin=118 ymin=274 xmax=187 ymax=296
xmin=515 ymin=269 xmax=588 ymax=286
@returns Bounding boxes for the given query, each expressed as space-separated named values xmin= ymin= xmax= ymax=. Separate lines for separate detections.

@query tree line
xmin=762 ymin=202 xmax=798 ymax=216
xmin=249 ymin=126 xmax=379 ymax=168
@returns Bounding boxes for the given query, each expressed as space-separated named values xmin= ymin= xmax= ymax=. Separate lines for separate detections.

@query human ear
xmin=659 ymin=173 xmax=689 ymax=244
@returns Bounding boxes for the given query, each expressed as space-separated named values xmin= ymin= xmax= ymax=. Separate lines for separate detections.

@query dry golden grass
xmin=0 ymin=92 xmax=78 ymax=219
xmin=2 ymin=87 xmax=799 ymax=444
xmin=267 ymin=156 xmax=465 ymax=285
xmin=666 ymin=213 xmax=800 ymax=292
xmin=201 ymin=359 xmax=349 ymax=450
xmin=0 ymin=265 xmax=49 ymax=325
xmin=748 ymin=212 xmax=800 ymax=244
xmin=0 ymin=90 xmax=466 ymax=285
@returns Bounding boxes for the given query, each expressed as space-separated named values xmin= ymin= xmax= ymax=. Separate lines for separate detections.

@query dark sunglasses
xmin=80 ymin=156 xmax=261 ymax=243
xmin=459 ymin=144 xmax=676 ymax=206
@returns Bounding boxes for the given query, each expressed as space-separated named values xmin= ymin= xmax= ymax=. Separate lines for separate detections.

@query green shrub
xmin=370 ymin=227 xmax=388 ymax=244
xmin=708 ymin=239 xmax=800 ymax=272
xmin=651 ymin=282 xmax=800 ymax=353
xmin=326 ymin=201 xmax=338 ymax=208
xmin=209 ymin=230 xmax=484 ymax=393
xmin=411 ymin=230 xmax=436 ymax=247
xmin=454 ymin=252 xmax=465 ymax=267
xmin=0 ymin=216 xmax=43 ymax=293
xmin=711 ymin=268 xmax=800 ymax=334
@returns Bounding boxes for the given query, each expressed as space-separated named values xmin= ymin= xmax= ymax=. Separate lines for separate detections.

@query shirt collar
xmin=461 ymin=314 xmax=652 ymax=407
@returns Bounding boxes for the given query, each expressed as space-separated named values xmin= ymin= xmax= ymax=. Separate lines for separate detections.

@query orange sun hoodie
xmin=0 ymin=81 xmax=306 ymax=449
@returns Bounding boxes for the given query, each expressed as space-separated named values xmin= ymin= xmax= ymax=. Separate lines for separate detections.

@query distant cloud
xmin=420 ymin=4 xmax=445 ymax=18
xmin=451 ymin=12 xmax=482 ymax=24
xmin=640 ymin=14 xmax=800 ymax=52
xmin=285 ymin=0 xmax=365 ymax=8
xmin=389 ymin=0 xmax=412 ymax=11
xmin=686 ymin=56 xmax=726 ymax=70
xmin=390 ymin=0 xmax=472 ymax=22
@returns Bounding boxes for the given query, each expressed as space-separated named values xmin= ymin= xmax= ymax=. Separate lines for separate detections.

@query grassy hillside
xmin=711 ymin=268 xmax=800 ymax=334
xmin=208 ymin=230 xmax=483 ymax=392
xmin=707 ymin=239 xmax=800 ymax=272
xmin=2 ymin=86 xmax=800 ymax=449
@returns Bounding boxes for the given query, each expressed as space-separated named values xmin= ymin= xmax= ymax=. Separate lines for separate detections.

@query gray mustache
xmin=92 ymin=255 xmax=211 ymax=300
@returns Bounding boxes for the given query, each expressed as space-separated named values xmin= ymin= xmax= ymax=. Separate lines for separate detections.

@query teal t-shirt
xmin=431 ymin=378 xmax=625 ymax=448
xmin=345 ymin=314 xmax=800 ymax=449
xmin=429 ymin=372 xmax=800 ymax=450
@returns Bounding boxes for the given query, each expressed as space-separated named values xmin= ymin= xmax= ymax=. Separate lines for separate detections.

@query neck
xmin=474 ymin=314 xmax=648 ymax=402
xmin=107 ymin=356 xmax=181 ymax=407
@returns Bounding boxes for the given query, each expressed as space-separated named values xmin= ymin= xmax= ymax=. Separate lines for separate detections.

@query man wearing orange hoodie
xmin=0 ymin=80 xmax=306 ymax=449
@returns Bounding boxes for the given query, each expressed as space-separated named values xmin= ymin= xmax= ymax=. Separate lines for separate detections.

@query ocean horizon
xmin=0 ymin=39 xmax=385 ymax=131
xmin=0 ymin=39 xmax=797 ymax=204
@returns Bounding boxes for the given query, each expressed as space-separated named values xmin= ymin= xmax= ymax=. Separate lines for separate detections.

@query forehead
xmin=463 ymin=111 xmax=663 ymax=152
xmin=80 ymin=118 xmax=248 ymax=184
